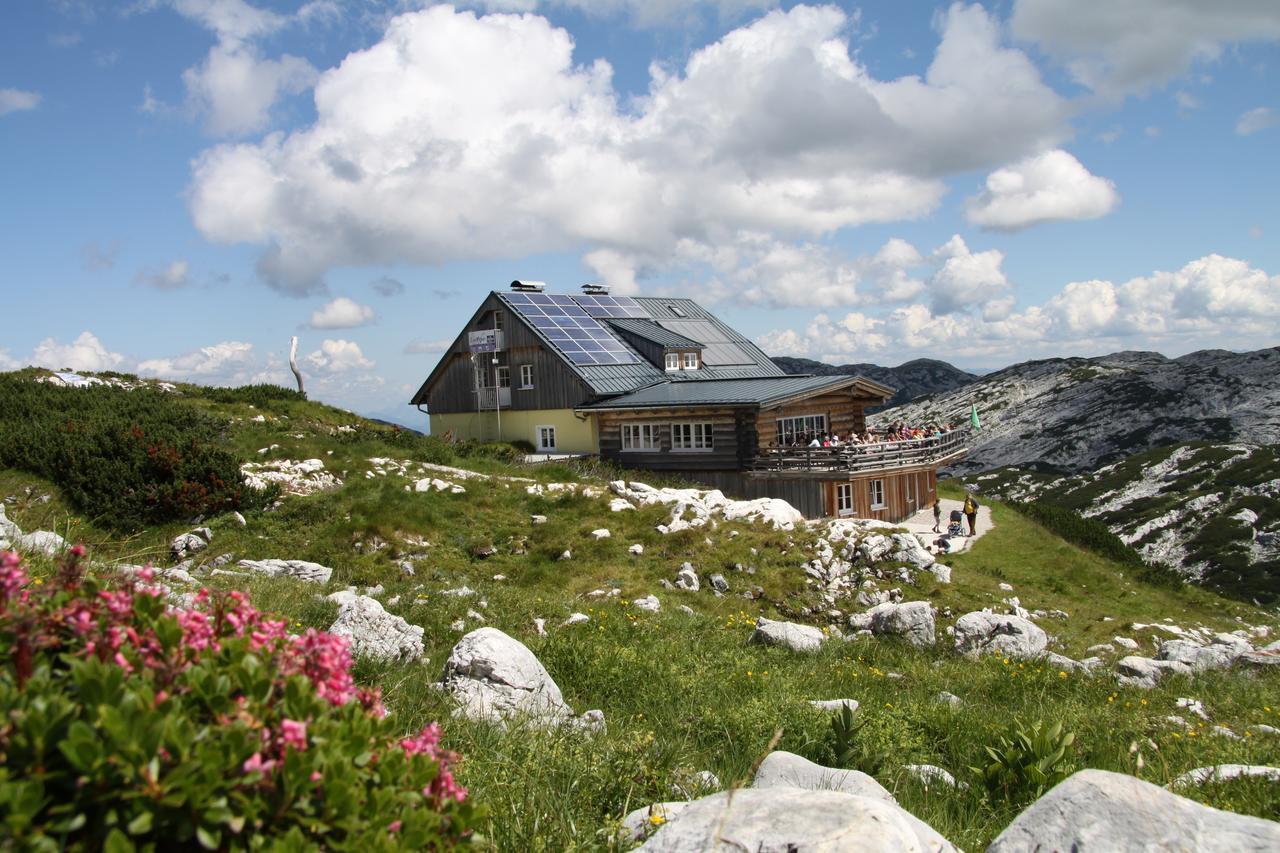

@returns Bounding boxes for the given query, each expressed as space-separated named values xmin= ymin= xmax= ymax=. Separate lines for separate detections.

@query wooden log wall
xmin=757 ymin=391 xmax=880 ymax=447
xmin=817 ymin=466 xmax=938 ymax=523
xmin=595 ymin=407 xmax=756 ymax=472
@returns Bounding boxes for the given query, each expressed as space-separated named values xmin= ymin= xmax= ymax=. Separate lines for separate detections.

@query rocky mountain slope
xmin=772 ymin=356 xmax=977 ymax=407
xmin=874 ymin=347 xmax=1280 ymax=474
xmin=958 ymin=443 xmax=1280 ymax=603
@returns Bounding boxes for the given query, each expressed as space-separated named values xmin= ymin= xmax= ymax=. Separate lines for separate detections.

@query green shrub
xmin=971 ymin=719 xmax=1075 ymax=805
xmin=0 ymin=375 xmax=263 ymax=531
xmin=0 ymin=549 xmax=479 ymax=850
xmin=197 ymin=384 xmax=307 ymax=407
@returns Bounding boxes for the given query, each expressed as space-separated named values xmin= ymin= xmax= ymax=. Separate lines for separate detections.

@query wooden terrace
xmin=750 ymin=428 xmax=969 ymax=477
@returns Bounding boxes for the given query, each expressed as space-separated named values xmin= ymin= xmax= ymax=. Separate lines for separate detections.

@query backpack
xmin=964 ymin=496 xmax=977 ymax=514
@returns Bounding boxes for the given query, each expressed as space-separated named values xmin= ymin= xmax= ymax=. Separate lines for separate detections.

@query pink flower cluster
xmin=0 ymin=551 xmax=29 ymax=608
xmin=401 ymin=723 xmax=468 ymax=804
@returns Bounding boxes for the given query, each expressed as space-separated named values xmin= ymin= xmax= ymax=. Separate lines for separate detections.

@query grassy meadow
xmin=2 ymin=373 xmax=1278 ymax=849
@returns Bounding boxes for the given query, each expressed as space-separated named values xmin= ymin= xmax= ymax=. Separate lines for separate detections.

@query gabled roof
xmin=577 ymin=374 xmax=894 ymax=411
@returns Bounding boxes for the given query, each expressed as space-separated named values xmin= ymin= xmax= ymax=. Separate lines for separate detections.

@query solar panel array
xmin=503 ymin=292 xmax=640 ymax=365
xmin=573 ymin=294 xmax=648 ymax=319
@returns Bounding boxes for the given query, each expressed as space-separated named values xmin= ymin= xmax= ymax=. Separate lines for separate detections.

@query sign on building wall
xmin=468 ymin=330 xmax=503 ymax=352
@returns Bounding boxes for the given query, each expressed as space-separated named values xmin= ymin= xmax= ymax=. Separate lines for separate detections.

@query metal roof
xmin=578 ymin=375 xmax=879 ymax=410
xmin=633 ymin=297 xmax=786 ymax=379
xmin=606 ymin=318 xmax=704 ymax=349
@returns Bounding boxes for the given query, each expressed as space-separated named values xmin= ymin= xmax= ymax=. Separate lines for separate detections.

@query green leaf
xmin=196 ymin=825 xmax=221 ymax=850
xmin=127 ymin=810 xmax=153 ymax=835
xmin=104 ymin=828 xmax=136 ymax=853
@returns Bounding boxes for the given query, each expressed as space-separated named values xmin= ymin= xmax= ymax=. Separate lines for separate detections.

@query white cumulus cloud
xmin=137 ymin=341 xmax=261 ymax=382
xmin=965 ymin=149 xmax=1119 ymax=231
xmin=758 ymin=253 xmax=1280 ymax=364
xmin=309 ymin=296 xmax=377 ymax=329
xmin=0 ymin=88 xmax=41 ymax=115
xmin=306 ymin=339 xmax=375 ymax=372
xmin=183 ymin=43 xmax=316 ymax=136
xmin=1010 ymin=0 xmax=1280 ymax=98
xmin=29 ymin=332 xmax=129 ymax=372
xmin=188 ymin=3 xmax=1068 ymax=294
xmin=1236 ymin=106 xmax=1279 ymax=136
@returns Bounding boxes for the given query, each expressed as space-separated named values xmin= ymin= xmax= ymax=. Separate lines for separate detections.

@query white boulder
xmin=1171 ymin=764 xmax=1280 ymax=788
xmin=987 ymin=769 xmax=1280 ymax=852
xmin=633 ymin=595 xmax=661 ymax=613
xmin=953 ymin=612 xmax=1047 ymax=659
xmin=15 ymin=530 xmax=66 ymax=557
xmin=327 ymin=593 xmax=425 ymax=661
xmin=237 ymin=558 xmax=333 ymax=584
xmin=441 ymin=628 xmax=573 ymax=725
xmin=749 ymin=617 xmax=826 ymax=653
xmin=849 ymin=601 xmax=935 ymax=648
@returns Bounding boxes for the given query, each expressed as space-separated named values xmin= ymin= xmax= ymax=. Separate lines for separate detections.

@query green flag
xmin=970 ymin=403 xmax=982 ymax=432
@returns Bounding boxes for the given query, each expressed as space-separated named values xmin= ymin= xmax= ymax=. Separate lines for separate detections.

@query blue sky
xmin=2 ymin=0 xmax=1278 ymax=424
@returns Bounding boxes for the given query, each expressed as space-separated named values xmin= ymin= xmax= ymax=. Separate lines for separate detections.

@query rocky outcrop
xmin=326 ymin=592 xmax=424 ymax=661
xmin=987 ymin=769 xmax=1280 ymax=852
xmin=237 ymin=559 xmax=333 ymax=584
xmin=752 ymin=751 xmax=894 ymax=803
xmin=610 ymin=481 xmax=803 ymax=531
xmin=953 ymin=612 xmax=1047 ymax=659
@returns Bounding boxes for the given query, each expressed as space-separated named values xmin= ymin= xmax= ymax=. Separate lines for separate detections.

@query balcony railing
xmin=475 ymin=386 xmax=511 ymax=410
xmin=752 ymin=428 xmax=968 ymax=475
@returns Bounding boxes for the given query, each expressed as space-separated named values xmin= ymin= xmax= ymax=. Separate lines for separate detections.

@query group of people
xmin=778 ymin=422 xmax=956 ymax=449
xmin=930 ymin=493 xmax=981 ymax=554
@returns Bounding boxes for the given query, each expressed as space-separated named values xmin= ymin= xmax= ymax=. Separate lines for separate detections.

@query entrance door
xmin=905 ymin=473 xmax=916 ymax=514
xmin=536 ymin=425 xmax=557 ymax=453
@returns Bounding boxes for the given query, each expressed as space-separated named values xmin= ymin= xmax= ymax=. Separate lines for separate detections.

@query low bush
xmin=197 ymin=384 xmax=307 ymax=407
xmin=971 ymin=718 xmax=1075 ymax=806
xmin=0 ymin=549 xmax=479 ymax=850
xmin=0 ymin=376 xmax=264 ymax=531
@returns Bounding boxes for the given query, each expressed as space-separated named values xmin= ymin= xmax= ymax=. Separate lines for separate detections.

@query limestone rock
xmin=633 ymin=594 xmax=661 ymax=613
xmin=637 ymin=787 xmax=956 ymax=853
xmin=808 ymin=699 xmax=859 ymax=714
xmin=752 ymin=751 xmax=894 ymax=803
xmin=953 ymin=611 xmax=1046 ymax=659
xmin=749 ymin=617 xmax=826 ymax=653
xmin=1172 ymin=764 xmax=1280 ymax=788
xmin=15 ymin=530 xmax=66 ymax=557
xmin=850 ymin=601 xmax=935 ymax=648
xmin=629 ymin=543 xmax=644 ymax=556
xmin=1115 ymin=655 xmax=1191 ymax=689
xmin=987 ymin=769 xmax=1280 ymax=852
xmin=562 ymin=612 xmax=590 ymax=627
xmin=441 ymin=628 xmax=572 ymax=725
xmin=903 ymin=764 xmax=958 ymax=788
xmin=621 ymin=803 xmax=692 ymax=843
xmin=590 ymin=528 xmax=611 ymax=539
xmin=327 ymin=593 xmax=425 ymax=661
xmin=709 ymin=573 xmax=729 ymax=594
xmin=0 ymin=504 xmax=21 ymax=544
xmin=237 ymin=558 xmax=333 ymax=584
xmin=931 ymin=563 xmax=952 ymax=584
xmin=1157 ymin=638 xmax=1249 ymax=672
xmin=675 ymin=564 xmax=700 ymax=591
xmin=890 ymin=533 xmax=935 ymax=568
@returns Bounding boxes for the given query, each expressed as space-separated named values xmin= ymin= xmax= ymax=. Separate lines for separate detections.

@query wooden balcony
xmin=751 ymin=429 xmax=968 ymax=477
xmin=475 ymin=386 xmax=512 ymax=410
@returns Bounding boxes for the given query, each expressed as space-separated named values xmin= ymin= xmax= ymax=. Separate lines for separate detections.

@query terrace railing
xmin=752 ymin=428 xmax=968 ymax=475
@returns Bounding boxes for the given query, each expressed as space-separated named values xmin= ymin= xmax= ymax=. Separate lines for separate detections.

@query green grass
xmin=3 ymin=373 xmax=1279 ymax=850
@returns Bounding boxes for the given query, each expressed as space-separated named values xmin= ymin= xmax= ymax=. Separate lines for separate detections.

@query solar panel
xmin=572 ymin=294 xmax=648 ymax=319
xmin=503 ymin=292 xmax=640 ymax=365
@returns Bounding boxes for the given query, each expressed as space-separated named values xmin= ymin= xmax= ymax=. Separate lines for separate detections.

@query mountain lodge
xmin=410 ymin=283 xmax=965 ymax=521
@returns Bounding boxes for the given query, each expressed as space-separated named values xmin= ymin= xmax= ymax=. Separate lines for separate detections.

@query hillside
xmin=772 ymin=356 xmax=977 ymax=407
xmin=873 ymin=347 xmax=1280 ymax=474
xmin=958 ymin=442 xmax=1280 ymax=604
xmin=2 ymin=369 xmax=1278 ymax=850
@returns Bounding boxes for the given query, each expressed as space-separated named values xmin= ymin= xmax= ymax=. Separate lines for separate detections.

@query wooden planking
xmin=426 ymin=293 xmax=595 ymax=414
xmin=757 ymin=391 xmax=878 ymax=446
xmin=596 ymin=407 xmax=747 ymax=472
xmin=820 ymin=468 xmax=938 ymax=523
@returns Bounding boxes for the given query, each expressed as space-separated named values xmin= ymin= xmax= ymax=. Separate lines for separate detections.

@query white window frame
xmin=496 ymin=365 xmax=510 ymax=388
xmin=665 ymin=352 xmax=681 ymax=372
xmin=836 ymin=483 xmax=854 ymax=517
xmin=519 ymin=363 xmax=534 ymax=389
xmin=776 ymin=414 xmax=827 ymax=445
xmin=494 ymin=310 xmax=505 ymax=331
xmin=671 ymin=422 xmax=714 ymax=451
xmin=535 ymin=425 xmax=557 ymax=452
xmin=474 ymin=365 xmax=491 ymax=390
xmin=683 ymin=352 xmax=699 ymax=370
xmin=869 ymin=479 xmax=886 ymax=510
xmin=621 ymin=422 xmax=660 ymax=452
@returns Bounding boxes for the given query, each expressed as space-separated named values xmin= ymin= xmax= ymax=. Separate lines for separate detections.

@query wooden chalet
xmin=410 ymin=283 xmax=965 ymax=522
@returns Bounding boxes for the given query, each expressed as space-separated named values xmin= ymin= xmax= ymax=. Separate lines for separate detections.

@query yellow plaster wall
xmin=429 ymin=409 xmax=598 ymax=453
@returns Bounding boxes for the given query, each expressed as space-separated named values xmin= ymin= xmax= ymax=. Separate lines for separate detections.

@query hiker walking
xmin=932 ymin=501 xmax=942 ymax=533
xmin=963 ymin=493 xmax=979 ymax=536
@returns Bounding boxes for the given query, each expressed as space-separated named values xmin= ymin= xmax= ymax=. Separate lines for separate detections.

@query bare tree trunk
xmin=289 ymin=336 xmax=305 ymax=397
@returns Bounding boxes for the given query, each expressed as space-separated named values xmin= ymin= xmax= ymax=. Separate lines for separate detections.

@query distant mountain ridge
xmin=873 ymin=347 xmax=1280 ymax=475
xmin=771 ymin=356 xmax=977 ymax=408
